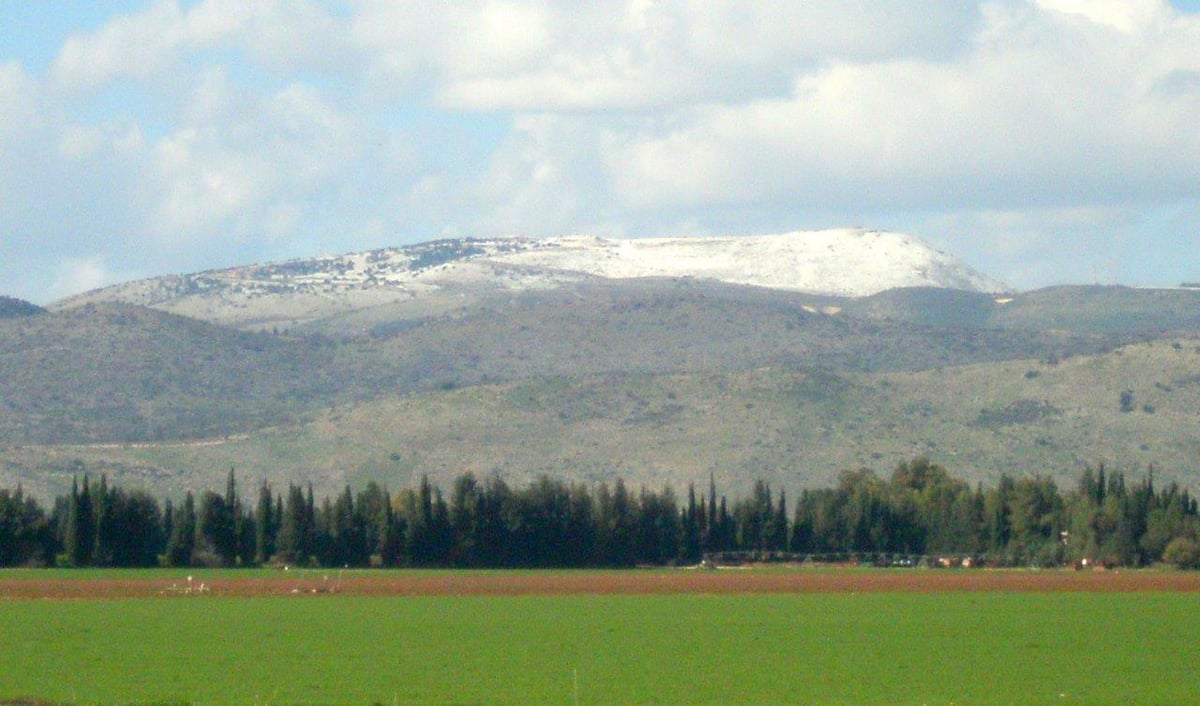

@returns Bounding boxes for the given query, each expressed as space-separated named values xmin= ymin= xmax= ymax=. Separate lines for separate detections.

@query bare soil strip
xmin=2 ymin=569 xmax=1198 ymax=600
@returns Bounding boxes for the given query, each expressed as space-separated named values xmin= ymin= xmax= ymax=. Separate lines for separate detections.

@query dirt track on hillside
xmin=3 ymin=568 xmax=1199 ymax=600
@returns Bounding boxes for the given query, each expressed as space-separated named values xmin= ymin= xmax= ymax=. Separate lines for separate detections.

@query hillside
xmin=0 ymin=280 xmax=1145 ymax=447
xmin=991 ymin=285 xmax=1200 ymax=335
xmin=0 ymin=303 xmax=384 ymax=444
xmin=5 ymin=338 xmax=1199 ymax=502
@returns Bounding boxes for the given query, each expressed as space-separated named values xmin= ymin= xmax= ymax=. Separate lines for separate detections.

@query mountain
xmin=7 ymin=230 xmax=1200 ymax=502
xmin=52 ymin=229 xmax=1008 ymax=331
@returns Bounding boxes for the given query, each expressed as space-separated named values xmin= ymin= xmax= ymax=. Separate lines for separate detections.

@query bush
xmin=1163 ymin=537 xmax=1200 ymax=569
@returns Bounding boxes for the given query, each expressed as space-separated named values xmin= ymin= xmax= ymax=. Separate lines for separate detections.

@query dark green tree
xmin=0 ymin=487 xmax=50 ymax=567
xmin=254 ymin=481 xmax=275 ymax=565
xmin=197 ymin=490 xmax=236 ymax=566
xmin=163 ymin=492 xmax=196 ymax=567
xmin=65 ymin=476 xmax=96 ymax=567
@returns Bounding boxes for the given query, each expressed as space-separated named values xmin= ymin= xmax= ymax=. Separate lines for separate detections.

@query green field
xmin=2 ymin=578 xmax=1198 ymax=705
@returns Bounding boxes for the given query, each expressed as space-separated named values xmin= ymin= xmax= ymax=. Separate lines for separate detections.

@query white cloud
xmin=50 ymin=0 xmax=348 ymax=92
xmin=0 ymin=62 xmax=40 ymax=145
xmin=1032 ymin=0 xmax=1166 ymax=32
xmin=143 ymin=69 xmax=358 ymax=242
xmin=48 ymin=257 xmax=116 ymax=300
xmin=604 ymin=0 xmax=1200 ymax=214
xmin=51 ymin=1 xmax=187 ymax=89
xmin=353 ymin=1 xmax=979 ymax=111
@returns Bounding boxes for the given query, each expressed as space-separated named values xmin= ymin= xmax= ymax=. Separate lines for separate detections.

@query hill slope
xmin=0 ymin=303 xmax=366 ymax=443
xmin=2 ymin=281 xmax=1137 ymax=446
xmin=6 ymin=339 xmax=1198 ymax=502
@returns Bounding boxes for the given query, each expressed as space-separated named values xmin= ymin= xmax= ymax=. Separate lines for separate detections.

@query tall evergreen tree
xmin=65 ymin=476 xmax=96 ymax=567
xmin=163 ymin=492 xmax=196 ymax=567
xmin=197 ymin=490 xmax=236 ymax=566
xmin=276 ymin=484 xmax=311 ymax=564
xmin=680 ymin=483 xmax=701 ymax=563
xmin=254 ymin=481 xmax=275 ymax=565
xmin=224 ymin=469 xmax=245 ymax=565
xmin=93 ymin=475 xmax=113 ymax=566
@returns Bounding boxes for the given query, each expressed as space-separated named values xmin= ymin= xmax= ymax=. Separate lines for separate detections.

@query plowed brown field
xmin=2 ymin=568 xmax=1198 ymax=600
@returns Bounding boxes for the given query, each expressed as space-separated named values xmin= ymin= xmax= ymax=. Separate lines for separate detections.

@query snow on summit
xmin=486 ymin=229 xmax=1006 ymax=297
xmin=53 ymin=229 xmax=1007 ymax=328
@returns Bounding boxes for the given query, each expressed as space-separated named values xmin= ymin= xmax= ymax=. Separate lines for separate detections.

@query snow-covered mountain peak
xmin=54 ymin=229 xmax=1007 ymax=328
xmin=481 ymin=229 xmax=1005 ymax=296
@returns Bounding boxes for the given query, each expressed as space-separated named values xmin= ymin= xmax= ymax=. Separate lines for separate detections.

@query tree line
xmin=2 ymin=458 xmax=1200 ymax=569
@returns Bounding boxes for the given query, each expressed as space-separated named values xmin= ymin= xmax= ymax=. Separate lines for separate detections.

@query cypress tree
xmin=769 ymin=489 xmax=788 ymax=552
xmin=93 ymin=475 xmax=118 ymax=566
xmin=705 ymin=474 xmax=718 ymax=551
xmin=304 ymin=484 xmax=316 ymax=561
xmin=225 ymin=469 xmax=243 ymax=565
xmin=680 ymin=483 xmax=700 ymax=563
xmin=381 ymin=499 xmax=403 ymax=567
xmin=66 ymin=476 xmax=96 ymax=567
xmin=63 ymin=477 xmax=80 ymax=566
xmin=160 ymin=498 xmax=174 ymax=562
xmin=276 ymin=484 xmax=308 ymax=564
xmin=164 ymin=492 xmax=196 ymax=567
xmin=255 ymin=481 xmax=274 ymax=565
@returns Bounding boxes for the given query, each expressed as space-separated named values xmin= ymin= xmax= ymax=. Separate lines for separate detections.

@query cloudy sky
xmin=2 ymin=0 xmax=1198 ymax=303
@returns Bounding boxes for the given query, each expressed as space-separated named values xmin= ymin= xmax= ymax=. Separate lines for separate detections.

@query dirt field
xmin=2 ymin=568 xmax=1199 ymax=600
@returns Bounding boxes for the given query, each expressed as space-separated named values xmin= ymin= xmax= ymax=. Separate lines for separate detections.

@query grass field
xmin=1 ymin=570 xmax=1198 ymax=705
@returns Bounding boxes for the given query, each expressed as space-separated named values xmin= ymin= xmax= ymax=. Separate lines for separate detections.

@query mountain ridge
xmin=51 ymin=229 xmax=1008 ymax=330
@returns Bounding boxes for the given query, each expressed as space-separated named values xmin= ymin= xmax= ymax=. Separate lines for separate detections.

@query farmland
xmin=1 ymin=569 xmax=1199 ymax=705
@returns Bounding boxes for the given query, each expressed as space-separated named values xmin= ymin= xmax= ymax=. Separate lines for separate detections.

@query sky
xmin=1 ymin=0 xmax=1199 ymax=304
